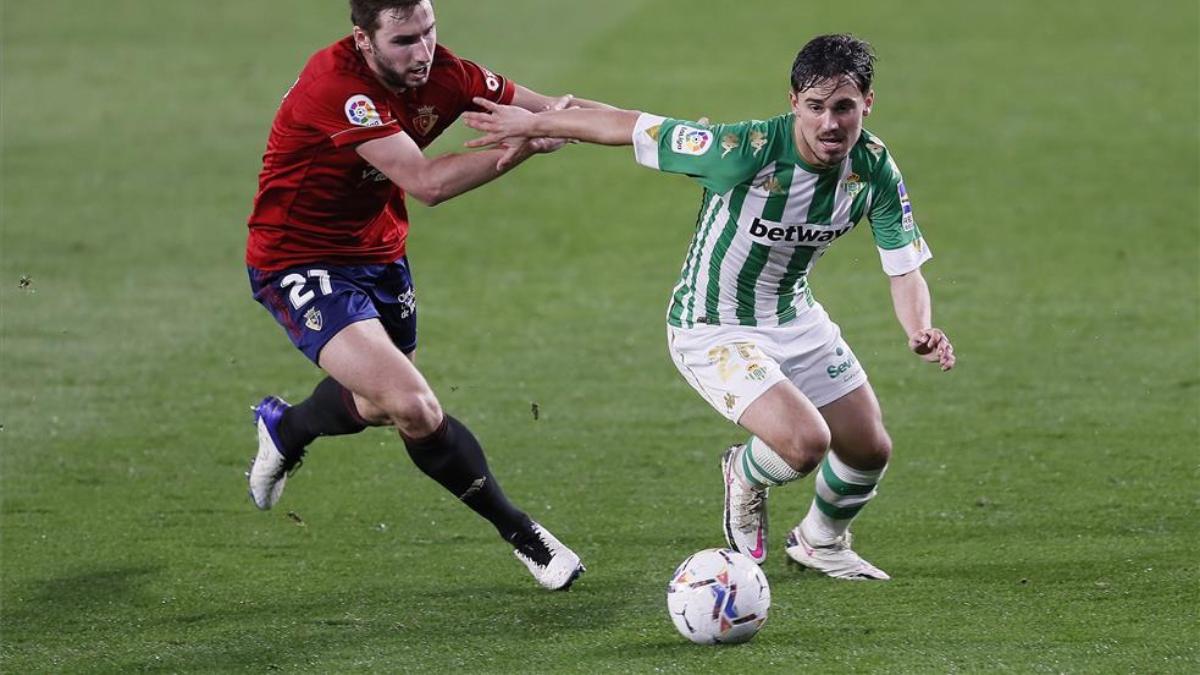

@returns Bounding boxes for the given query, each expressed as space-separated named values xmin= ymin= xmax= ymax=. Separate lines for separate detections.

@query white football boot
xmin=784 ymin=526 xmax=891 ymax=580
xmin=246 ymin=396 xmax=305 ymax=510
xmin=513 ymin=522 xmax=585 ymax=591
xmin=721 ymin=445 xmax=768 ymax=564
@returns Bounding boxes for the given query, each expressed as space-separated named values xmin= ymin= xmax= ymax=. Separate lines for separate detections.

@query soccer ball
xmin=666 ymin=548 xmax=770 ymax=644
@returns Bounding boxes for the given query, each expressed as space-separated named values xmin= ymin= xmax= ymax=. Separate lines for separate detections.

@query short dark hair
xmin=350 ymin=0 xmax=423 ymax=36
xmin=790 ymin=34 xmax=876 ymax=94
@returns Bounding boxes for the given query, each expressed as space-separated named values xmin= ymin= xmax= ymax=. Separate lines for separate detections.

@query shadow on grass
xmin=4 ymin=563 xmax=161 ymax=636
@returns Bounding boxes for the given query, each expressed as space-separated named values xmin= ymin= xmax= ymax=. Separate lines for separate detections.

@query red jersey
xmin=246 ymin=37 xmax=516 ymax=270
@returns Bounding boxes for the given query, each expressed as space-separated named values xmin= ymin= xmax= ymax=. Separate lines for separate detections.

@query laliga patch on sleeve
xmin=670 ymin=125 xmax=713 ymax=156
xmin=344 ymin=94 xmax=383 ymax=127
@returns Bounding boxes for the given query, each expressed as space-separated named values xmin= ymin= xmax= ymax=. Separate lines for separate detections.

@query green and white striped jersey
xmin=632 ymin=112 xmax=931 ymax=328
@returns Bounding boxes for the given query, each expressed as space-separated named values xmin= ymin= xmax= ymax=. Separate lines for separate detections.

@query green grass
xmin=3 ymin=0 xmax=1198 ymax=672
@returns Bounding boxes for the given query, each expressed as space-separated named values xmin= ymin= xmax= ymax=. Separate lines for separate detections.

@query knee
xmin=774 ymin=424 xmax=831 ymax=475
xmin=846 ymin=430 xmax=892 ymax=470
xmin=380 ymin=390 xmax=443 ymax=438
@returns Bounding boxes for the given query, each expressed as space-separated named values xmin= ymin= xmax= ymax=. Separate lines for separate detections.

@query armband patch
xmin=671 ymin=125 xmax=713 ymax=156
xmin=344 ymin=94 xmax=383 ymax=127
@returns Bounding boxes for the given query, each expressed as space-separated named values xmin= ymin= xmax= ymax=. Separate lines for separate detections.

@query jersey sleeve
xmin=632 ymin=114 xmax=767 ymax=194
xmin=867 ymin=147 xmax=932 ymax=276
xmin=296 ymin=73 xmax=402 ymax=148
xmin=454 ymin=57 xmax=516 ymax=112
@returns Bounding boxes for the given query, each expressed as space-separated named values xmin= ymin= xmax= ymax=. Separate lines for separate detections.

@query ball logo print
xmin=671 ymin=125 xmax=713 ymax=155
xmin=344 ymin=94 xmax=383 ymax=127
xmin=666 ymin=548 xmax=770 ymax=644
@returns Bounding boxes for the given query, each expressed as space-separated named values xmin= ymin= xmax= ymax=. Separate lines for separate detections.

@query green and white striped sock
xmin=734 ymin=436 xmax=805 ymax=489
xmin=801 ymin=451 xmax=887 ymax=544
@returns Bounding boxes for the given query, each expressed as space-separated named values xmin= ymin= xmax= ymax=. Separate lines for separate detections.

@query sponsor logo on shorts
xmin=397 ymin=288 xmax=416 ymax=319
xmin=304 ymin=307 xmax=323 ymax=331
xmin=826 ymin=347 xmax=858 ymax=379
xmin=671 ymin=125 xmax=713 ymax=155
xmin=724 ymin=392 xmax=739 ymax=411
xmin=345 ymin=94 xmax=383 ymax=127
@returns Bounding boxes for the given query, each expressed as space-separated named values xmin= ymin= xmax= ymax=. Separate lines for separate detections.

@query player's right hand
xmin=909 ymin=328 xmax=956 ymax=371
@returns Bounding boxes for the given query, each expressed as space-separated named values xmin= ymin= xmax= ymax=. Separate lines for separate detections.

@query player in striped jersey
xmin=464 ymin=34 xmax=955 ymax=580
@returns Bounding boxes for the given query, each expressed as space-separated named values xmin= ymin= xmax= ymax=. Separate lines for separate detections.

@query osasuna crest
xmin=412 ymin=105 xmax=439 ymax=136
xmin=304 ymin=307 xmax=323 ymax=331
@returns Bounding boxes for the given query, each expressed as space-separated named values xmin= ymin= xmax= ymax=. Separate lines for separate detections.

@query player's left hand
xmin=909 ymin=328 xmax=955 ymax=371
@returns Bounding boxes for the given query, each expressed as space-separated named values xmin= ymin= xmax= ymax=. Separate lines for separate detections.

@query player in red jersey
xmin=245 ymin=0 xmax=609 ymax=590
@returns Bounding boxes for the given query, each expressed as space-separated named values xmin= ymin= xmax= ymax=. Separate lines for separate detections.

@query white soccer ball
xmin=666 ymin=548 xmax=770 ymax=644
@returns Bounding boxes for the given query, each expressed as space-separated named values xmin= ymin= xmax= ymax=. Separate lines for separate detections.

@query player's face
xmin=789 ymin=76 xmax=873 ymax=168
xmin=355 ymin=1 xmax=438 ymax=90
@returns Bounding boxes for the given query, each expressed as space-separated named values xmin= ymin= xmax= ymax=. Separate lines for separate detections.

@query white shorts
xmin=666 ymin=302 xmax=868 ymax=423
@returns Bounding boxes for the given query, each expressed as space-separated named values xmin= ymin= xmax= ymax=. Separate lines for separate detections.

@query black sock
xmin=402 ymin=414 xmax=533 ymax=543
xmin=277 ymin=377 xmax=368 ymax=454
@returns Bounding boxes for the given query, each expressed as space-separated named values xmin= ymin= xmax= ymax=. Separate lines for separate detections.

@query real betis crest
xmin=412 ymin=105 xmax=439 ymax=136
xmin=843 ymin=172 xmax=865 ymax=197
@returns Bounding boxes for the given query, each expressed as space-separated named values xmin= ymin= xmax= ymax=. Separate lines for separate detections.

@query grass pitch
xmin=3 ymin=1 xmax=1198 ymax=672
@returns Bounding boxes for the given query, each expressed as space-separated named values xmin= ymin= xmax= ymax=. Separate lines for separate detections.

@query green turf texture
xmin=3 ymin=1 xmax=1197 ymax=672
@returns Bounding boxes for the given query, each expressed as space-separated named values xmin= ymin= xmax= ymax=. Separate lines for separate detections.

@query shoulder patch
xmin=344 ymin=94 xmax=383 ymax=127
xmin=670 ymin=125 xmax=713 ymax=156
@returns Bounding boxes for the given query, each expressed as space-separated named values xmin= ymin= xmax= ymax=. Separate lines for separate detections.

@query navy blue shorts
xmin=248 ymin=257 xmax=417 ymax=364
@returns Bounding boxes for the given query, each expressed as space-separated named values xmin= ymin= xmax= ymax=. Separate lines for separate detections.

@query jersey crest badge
xmin=344 ymin=94 xmax=383 ymax=127
xmin=749 ymin=129 xmax=768 ymax=156
xmin=304 ymin=307 xmax=324 ymax=331
xmin=671 ymin=125 xmax=713 ymax=155
xmin=844 ymin=173 xmax=864 ymax=197
xmin=720 ymin=133 xmax=740 ymax=158
xmin=412 ymin=105 xmax=439 ymax=136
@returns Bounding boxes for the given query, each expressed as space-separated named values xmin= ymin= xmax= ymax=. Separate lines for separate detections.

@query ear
xmin=788 ymin=90 xmax=800 ymax=113
xmin=353 ymin=26 xmax=372 ymax=52
xmin=863 ymin=89 xmax=875 ymax=117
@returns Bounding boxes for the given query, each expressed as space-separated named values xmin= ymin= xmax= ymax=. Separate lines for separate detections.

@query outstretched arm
xmin=464 ymin=98 xmax=642 ymax=148
xmin=357 ymin=131 xmax=540 ymax=207
xmin=510 ymin=85 xmax=616 ymax=113
xmin=889 ymin=268 xmax=956 ymax=371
